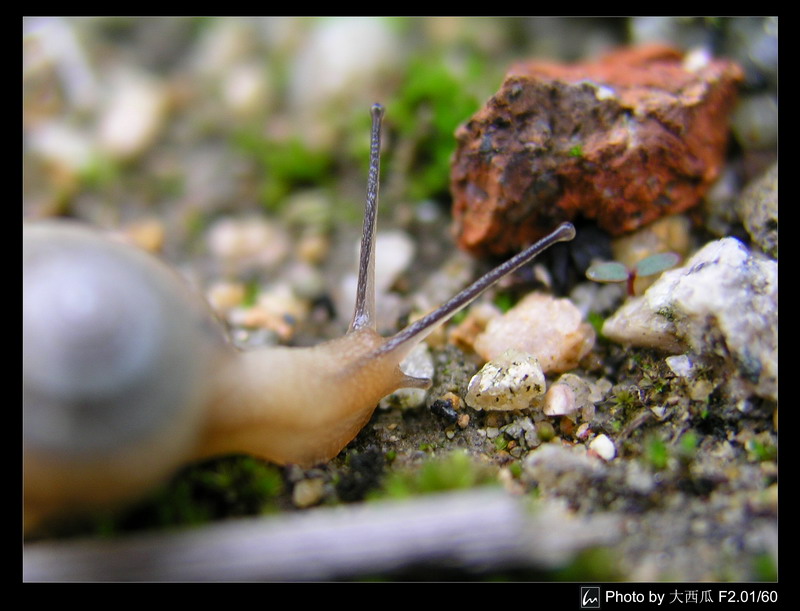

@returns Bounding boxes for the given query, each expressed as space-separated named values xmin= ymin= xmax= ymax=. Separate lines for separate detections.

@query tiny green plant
xmin=586 ymin=252 xmax=680 ymax=296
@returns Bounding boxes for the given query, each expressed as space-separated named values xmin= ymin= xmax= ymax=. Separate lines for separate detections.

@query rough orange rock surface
xmin=451 ymin=44 xmax=743 ymax=256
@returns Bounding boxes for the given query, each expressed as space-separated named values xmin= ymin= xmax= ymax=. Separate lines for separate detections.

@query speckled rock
xmin=737 ymin=163 xmax=777 ymax=259
xmin=473 ymin=292 xmax=595 ymax=373
xmin=603 ymin=237 xmax=777 ymax=401
xmin=451 ymin=44 xmax=743 ymax=256
xmin=465 ymin=349 xmax=545 ymax=411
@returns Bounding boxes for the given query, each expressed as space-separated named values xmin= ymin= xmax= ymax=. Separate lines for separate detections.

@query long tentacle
xmin=349 ymin=104 xmax=384 ymax=333
xmin=377 ymin=222 xmax=576 ymax=358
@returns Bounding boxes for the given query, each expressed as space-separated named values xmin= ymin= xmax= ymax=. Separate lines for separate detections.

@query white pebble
xmin=465 ymin=350 xmax=546 ymax=411
xmin=589 ymin=434 xmax=616 ymax=461
xmin=222 ymin=62 xmax=271 ymax=118
xmin=97 ymin=70 xmax=168 ymax=160
xmin=665 ymin=354 xmax=694 ymax=377
xmin=207 ymin=216 xmax=290 ymax=273
xmin=27 ymin=120 xmax=94 ymax=175
xmin=372 ymin=231 xmax=415 ymax=295
xmin=292 ymin=478 xmax=325 ymax=508
xmin=289 ymin=18 xmax=400 ymax=112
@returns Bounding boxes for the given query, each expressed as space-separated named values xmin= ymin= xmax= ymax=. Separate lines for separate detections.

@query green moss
xmin=105 ymin=455 xmax=284 ymax=533
xmin=492 ymin=292 xmax=515 ymax=313
xmin=612 ymin=388 xmax=638 ymax=413
xmin=79 ymin=154 xmax=121 ymax=190
xmin=676 ymin=431 xmax=699 ymax=464
xmin=568 ymin=144 xmax=584 ymax=158
xmin=493 ymin=435 xmax=509 ymax=451
xmin=587 ymin=311 xmax=605 ymax=337
xmin=386 ymin=54 xmax=482 ymax=201
xmin=242 ymin=280 xmax=260 ymax=307
xmin=549 ymin=547 xmax=623 ymax=581
xmin=752 ymin=552 xmax=778 ymax=581
xmin=233 ymin=131 xmax=334 ymax=211
xmin=372 ymin=450 xmax=497 ymax=499
xmin=450 ymin=309 xmax=468 ymax=325
xmin=746 ymin=438 xmax=778 ymax=462
xmin=656 ymin=306 xmax=676 ymax=322
xmin=645 ymin=436 xmax=669 ymax=471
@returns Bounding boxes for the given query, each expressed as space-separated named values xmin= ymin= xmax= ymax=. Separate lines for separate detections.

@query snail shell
xmin=23 ymin=222 xmax=232 ymax=522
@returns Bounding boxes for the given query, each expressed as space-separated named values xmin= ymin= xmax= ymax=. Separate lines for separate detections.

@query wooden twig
xmin=23 ymin=488 xmax=620 ymax=581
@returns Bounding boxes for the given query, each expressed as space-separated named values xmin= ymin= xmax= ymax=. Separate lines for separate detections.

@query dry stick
xmin=24 ymin=489 xmax=619 ymax=581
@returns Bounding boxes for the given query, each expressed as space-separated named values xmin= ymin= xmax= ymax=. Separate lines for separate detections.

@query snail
xmin=23 ymin=104 xmax=575 ymax=532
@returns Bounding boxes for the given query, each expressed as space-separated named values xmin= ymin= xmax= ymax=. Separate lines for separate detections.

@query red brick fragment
xmin=451 ymin=44 xmax=743 ymax=256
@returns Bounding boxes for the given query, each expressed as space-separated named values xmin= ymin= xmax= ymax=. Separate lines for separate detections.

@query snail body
xmin=23 ymin=105 xmax=575 ymax=531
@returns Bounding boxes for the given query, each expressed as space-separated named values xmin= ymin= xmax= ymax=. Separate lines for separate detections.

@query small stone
xmin=465 ymin=349 xmax=546 ymax=411
xmin=451 ymin=44 xmax=743 ymax=256
xmin=689 ymin=379 xmax=716 ymax=402
xmin=732 ymin=92 xmax=778 ymax=150
xmin=588 ymin=434 xmax=616 ymax=461
xmin=123 ymin=218 xmax=166 ymax=253
xmin=523 ymin=443 xmax=605 ymax=484
xmin=474 ymin=292 xmax=595 ymax=373
xmin=624 ymin=460 xmax=656 ymax=494
xmin=256 ymin=282 xmax=309 ymax=323
xmin=603 ymin=237 xmax=777 ymax=401
xmin=97 ymin=70 xmax=168 ymax=161
xmin=373 ymin=231 xmax=416 ymax=295
xmin=543 ymin=383 xmax=576 ymax=417
xmin=296 ymin=233 xmax=331 ymax=265
xmin=665 ymin=354 xmax=694 ymax=377
xmin=544 ymin=373 xmax=595 ymax=418
xmin=502 ymin=416 xmax=535 ymax=443
xmin=222 ymin=62 xmax=272 ymax=118
xmin=207 ymin=216 xmax=290 ymax=273
xmin=650 ymin=405 xmax=668 ymax=420
xmin=206 ymin=281 xmax=247 ymax=312
xmin=27 ymin=120 xmax=94 ymax=179
xmin=292 ymin=478 xmax=325 ymax=508
xmin=737 ymin=163 xmax=777 ymax=259
xmin=229 ymin=282 xmax=309 ymax=341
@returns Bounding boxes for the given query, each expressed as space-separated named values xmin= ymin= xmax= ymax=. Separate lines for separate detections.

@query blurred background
xmin=22 ymin=17 xmax=777 ymax=233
